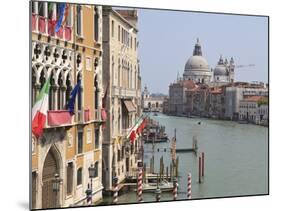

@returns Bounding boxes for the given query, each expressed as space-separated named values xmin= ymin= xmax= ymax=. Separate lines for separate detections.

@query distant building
xmin=142 ymin=85 xmax=165 ymax=112
xmin=207 ymin=87 xmax=225 ymax=119
xmin=239 ymin=96 xmax=268 ymax=125
xmin=224 ymin=84 xmax=268 ymax=120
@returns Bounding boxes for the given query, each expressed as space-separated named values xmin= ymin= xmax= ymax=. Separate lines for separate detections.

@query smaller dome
xmin=214 ymin=65 xmax=227 ymax=76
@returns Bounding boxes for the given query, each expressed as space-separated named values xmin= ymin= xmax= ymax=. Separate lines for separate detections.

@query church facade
xmin=167 ymin=38 xmax=236 ymax=118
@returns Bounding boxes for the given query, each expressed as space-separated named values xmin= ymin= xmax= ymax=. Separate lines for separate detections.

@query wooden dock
xmin=176 ymin=148 xmax=197 ymax=153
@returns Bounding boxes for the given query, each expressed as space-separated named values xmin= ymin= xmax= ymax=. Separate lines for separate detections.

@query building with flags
xmin=101 ymin=7 xmax=142 ymax=192
xmin=31 ymin=2 xmax=103 ymax=209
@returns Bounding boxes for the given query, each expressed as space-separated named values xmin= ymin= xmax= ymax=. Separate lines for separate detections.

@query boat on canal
xmin=134 ymin=180 xmax=173 ymax=192
xmin=142 ymin=118 xmax=168 ymax=143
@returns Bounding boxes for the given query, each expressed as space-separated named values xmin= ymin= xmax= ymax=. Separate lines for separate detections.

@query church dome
xmin=214 ymin=55 xmax=228 ymax=76
xmin=185 ymin=56 xmax=209 ymax=71
xmin=184 ymin=38 xmax=210 ymax=73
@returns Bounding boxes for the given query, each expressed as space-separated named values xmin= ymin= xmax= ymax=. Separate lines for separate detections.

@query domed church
xmin=183 ymin=38 xmax=212 ymax=83
xmin=213 ymin=55 xmax=235 ymax=83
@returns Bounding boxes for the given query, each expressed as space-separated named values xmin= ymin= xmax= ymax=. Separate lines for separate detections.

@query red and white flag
xmin=32 ymin=78 xmax=50 ymax=138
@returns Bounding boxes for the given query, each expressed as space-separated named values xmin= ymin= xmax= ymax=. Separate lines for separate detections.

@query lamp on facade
xmin=52 ymin=173 xmax=62 ymax=208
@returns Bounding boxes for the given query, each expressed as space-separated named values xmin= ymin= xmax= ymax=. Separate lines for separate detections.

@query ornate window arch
xmin=94 ymin=74 xmax=99 ymax=110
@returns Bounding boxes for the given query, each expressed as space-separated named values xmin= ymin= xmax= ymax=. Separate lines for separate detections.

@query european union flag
xmin=67 ymin=80 xmax=81 ymax=115
xmin=55 ymin=3 xmax=66 ymax=33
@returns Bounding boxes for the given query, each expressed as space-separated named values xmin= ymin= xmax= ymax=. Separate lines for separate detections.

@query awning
xmin=123 ymin=100 xmax=136 ymax=113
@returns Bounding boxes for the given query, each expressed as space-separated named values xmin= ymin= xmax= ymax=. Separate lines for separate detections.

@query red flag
xmin=129 ymin=130 xmax=136 ymax=143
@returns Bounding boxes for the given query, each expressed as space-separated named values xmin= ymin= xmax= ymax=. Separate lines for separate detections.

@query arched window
xmin=65 ymin=73 xmax=72 ymax=108
xmin=130 ymin=64 xmax=133 ymax=88
xmin=57 ymin=72 xmax=63 ymax=110
xmin=118 ymin=58 xmax=121 ymax=86
xmin=39 ymin=70 xmax=46 ymax=89
xmin=94 ymin=162 xmax=99 ymax=178
xmin=111 ymin=56 xmax=114 ymax=85
xmin=127 ymin=62 xmax=130 ymax=88
xmin=48 ymin=71 xmax=55 ymax=110
xmin=130 ymin=143 xmax=134 ymax=155
xmin=76 ymin=168 xmax=82 ymax=186
xmin=94 ymin=127 xmax=99 ymax=149
xmin=77 ymin=73 xmax=82 ymax=111
xmin=134 ymin=139 xmax=138 ymax=153
xmin=156 ymin=102 xmax=159 ymax=108
xmin=94 ymin=75 xmax=99 ymax=110
xmin=94 ymin=7 xmax=99 ymax=42
xmin=66 ymin=162 xmax=73 ymax=195
xmin=32 ymin=68 xmax=36 ymax=106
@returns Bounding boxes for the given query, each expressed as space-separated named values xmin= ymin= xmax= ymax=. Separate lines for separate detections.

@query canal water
xmin=103 ymin=113 xmax=268 ymax=204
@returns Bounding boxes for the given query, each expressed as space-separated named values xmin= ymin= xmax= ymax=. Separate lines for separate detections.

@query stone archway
xmin=42 ymin=147 xmax=61 ymax=209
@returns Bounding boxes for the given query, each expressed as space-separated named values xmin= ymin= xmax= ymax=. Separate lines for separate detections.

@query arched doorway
xmin=42 ymin=148 xmax=60 ymax=208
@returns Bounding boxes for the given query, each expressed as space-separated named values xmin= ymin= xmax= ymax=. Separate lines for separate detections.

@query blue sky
xmin=137 ymin=9 xmax=268 ymax=94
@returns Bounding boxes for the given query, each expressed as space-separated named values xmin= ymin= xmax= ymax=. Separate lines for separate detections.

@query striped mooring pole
xmin=112 ymin=177 xmax=118 ymax=204
xmin=137 ymin=166 xmax=143 ymax=202
xmin=187 ymin=173 xmax=192 ymax=199
xmin=198 ymin=156 xmax=202 ymax=183
xmin=172 ymin=177 xmax=178 ymax=200
xmin=202 ymin=152 xmax=205 ymax=177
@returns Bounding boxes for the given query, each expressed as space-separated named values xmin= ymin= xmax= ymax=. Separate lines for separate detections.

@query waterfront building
xmin=142 ymin=85 xmax=165 ymax=112
xmin=102 ymin=7 xmax=142 ymax=192
xmin=168 ymin=80 xmax=189 ymax=115
xmin=162 ymin=97 xmax=169 ymax=114
xmin=224 ymin=83 xmax=268 ymax=120
xmin=239 ymin=96 xmax=268 ymax=125
xmin=31 ymin=2 xmax=103 ymax=209
xmin=207 ymin=87 xmax=225 ymax=119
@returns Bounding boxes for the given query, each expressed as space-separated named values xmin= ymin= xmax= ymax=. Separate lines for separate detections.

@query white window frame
xmin=86 ymin=56 xmax=92 ymax=71
xmin=86 ymin=128 xmax=92 ymax=144
xmin=67 ymin=132 xmax=73 ymax=148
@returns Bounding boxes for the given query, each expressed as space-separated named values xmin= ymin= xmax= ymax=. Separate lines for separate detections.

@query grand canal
xmin=103 ymin=113 xmax=268 ymax=204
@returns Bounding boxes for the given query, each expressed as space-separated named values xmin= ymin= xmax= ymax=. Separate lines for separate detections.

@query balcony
xmin=47 ymin=110 xmax=72 ymax=127
xmin=32 ymin=15 xmax=72 ymax=41
xmin=112 ymin=86 xmax=138 ymax=98
xmin=46 ymin=108 xmax=104 ymax=128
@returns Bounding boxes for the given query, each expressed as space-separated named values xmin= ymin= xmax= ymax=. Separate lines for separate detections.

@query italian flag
xmin=127 ymin=117 xmax=146 ymax=143
xmin=32 ymin=78 xmax=50 ymax=138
